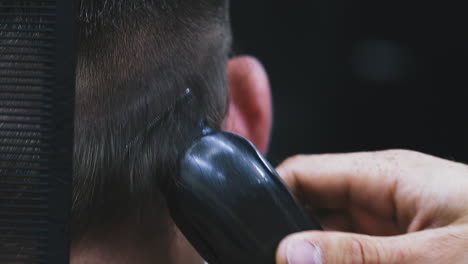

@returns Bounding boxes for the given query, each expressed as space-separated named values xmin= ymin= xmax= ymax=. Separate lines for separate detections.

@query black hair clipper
xmin=167 ymin=126 xmax=322 ymax=264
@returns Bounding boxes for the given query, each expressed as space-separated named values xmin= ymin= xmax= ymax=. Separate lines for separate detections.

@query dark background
xmin=231 ymin=1 xmax=468 ymax=165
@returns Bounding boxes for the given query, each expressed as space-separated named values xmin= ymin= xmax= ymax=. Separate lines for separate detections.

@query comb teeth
xmin=0 ymin=1 xmax=75 ymax=263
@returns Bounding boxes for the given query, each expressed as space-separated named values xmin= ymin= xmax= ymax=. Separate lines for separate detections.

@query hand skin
xmin=275 ymin=150 xmax=468 ymax=264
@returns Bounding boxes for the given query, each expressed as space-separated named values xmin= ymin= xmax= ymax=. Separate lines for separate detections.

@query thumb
xmin=276 ymin=227 xmax=467 ymax=264
xmin=276 ymin=231 xmax=403 ymax=264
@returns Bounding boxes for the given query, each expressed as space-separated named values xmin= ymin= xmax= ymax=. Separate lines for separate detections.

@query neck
xmin=70 ymin=225 xmax=203 ymax=264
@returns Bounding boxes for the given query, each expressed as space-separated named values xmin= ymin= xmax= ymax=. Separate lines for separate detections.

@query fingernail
xmin=286 ymin=239 xmax=323 ymax=264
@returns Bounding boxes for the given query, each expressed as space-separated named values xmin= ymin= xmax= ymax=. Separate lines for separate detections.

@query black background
xmin=231 ymin=1 xmax=468 ymax=165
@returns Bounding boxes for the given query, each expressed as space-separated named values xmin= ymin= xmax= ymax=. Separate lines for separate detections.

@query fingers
xmin=275 ymin=150 xmax=468 ymax=263
xmin=276 ymin=150 xmax=468 ymax=234
xmin=314 ymin=208 xmax=402 ymax=235
xmin=277 ymin=150 xmax=407 ymax=207
xmin=276 ymin=225 xmax=468 ymax=264
xmin=276 ymin=150 xmax=418 ymax=226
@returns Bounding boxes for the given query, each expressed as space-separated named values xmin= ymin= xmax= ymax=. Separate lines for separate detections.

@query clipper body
xmin=168 ymin=129 xmax=322 ymax=264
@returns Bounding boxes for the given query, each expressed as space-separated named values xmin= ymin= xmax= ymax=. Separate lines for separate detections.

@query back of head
xmin=73 ymin=0 xmax=231 ymax=242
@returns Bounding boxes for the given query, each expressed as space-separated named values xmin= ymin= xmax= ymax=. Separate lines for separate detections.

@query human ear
xmin=224 ymin=56 xmax=272 ymax=154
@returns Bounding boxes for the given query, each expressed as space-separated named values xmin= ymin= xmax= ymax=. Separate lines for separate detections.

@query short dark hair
xmin=72 ymin=0 xmax=231 ymax=241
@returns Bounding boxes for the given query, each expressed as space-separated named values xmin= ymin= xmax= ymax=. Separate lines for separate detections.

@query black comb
xmin=0 ymin=1 xmax=76 ymax=263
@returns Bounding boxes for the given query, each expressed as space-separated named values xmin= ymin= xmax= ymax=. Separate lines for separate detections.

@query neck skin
xmin=70 ymin=224 xmax=203 ymax=264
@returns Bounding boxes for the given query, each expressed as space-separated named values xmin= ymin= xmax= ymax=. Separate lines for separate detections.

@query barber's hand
xmin=275 ymin=150 xmax=468 ymax=264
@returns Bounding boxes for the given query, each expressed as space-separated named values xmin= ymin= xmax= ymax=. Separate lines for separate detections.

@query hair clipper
xmin=166 ymin=125 xmax=322 ymax=264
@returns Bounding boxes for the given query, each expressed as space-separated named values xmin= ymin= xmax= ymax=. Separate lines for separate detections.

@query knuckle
xmin=375 ymin=149 xmax=427 ymax=167
xmin=392 ymin=246 xmax=411 ymax=263
xmin=279 ymin=154 xmax=308 ymax=168
xmin=349 ymin=238 xmax=369 ymax=264
xmin=287 ymin=154 xmax=308 ymax=164
xmin=443 ymin=227 xmax=468 ymax=250
xmin=348 ymin=237 xmax=387 ymax=264
xmin=379 ymin=149 xmax=418 ymax=158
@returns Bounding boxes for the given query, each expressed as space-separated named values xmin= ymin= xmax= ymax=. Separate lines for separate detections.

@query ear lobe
xmin=225 ymin=56 xmax=272 ymax=154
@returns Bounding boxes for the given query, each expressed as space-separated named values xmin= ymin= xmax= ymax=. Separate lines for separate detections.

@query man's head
xmin=71 ymin=0 xmax=272 ymax=263
xmin=73 ymin=0 xmax=231 ymax=239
